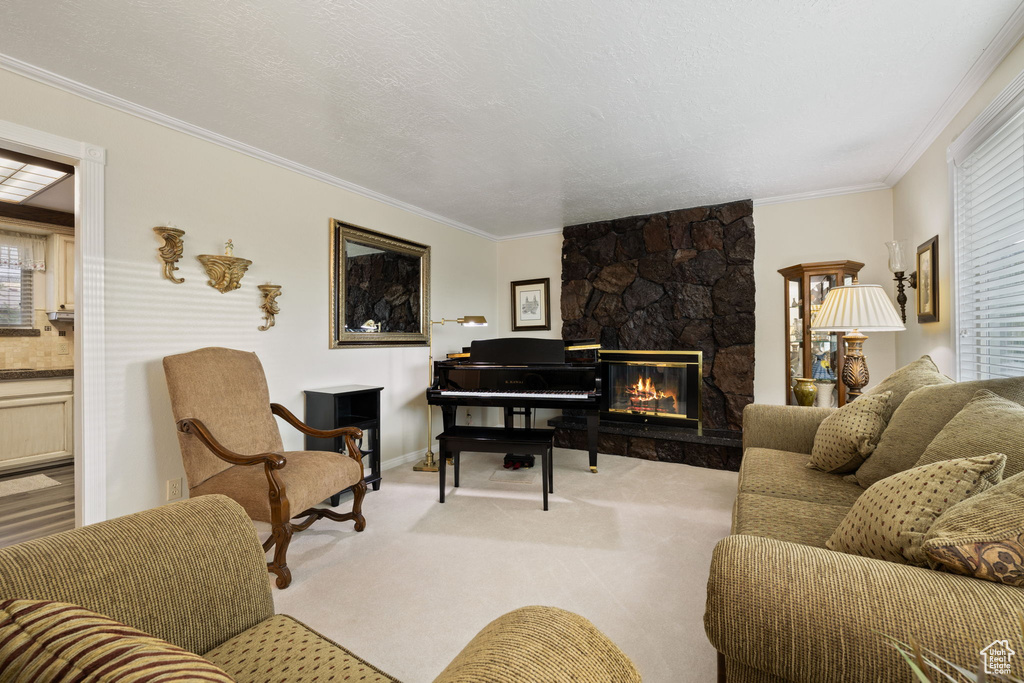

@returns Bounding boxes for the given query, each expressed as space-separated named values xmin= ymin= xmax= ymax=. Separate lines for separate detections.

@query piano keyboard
xmin=439 ymin=389 xmax=592 ymax=400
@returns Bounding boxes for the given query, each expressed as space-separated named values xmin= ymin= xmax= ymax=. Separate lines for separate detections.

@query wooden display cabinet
xmin=778 ymin=260 xmax=863 ymax=407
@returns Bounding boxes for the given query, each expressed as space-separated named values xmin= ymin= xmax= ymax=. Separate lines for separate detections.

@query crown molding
xmin=493 ymin=227 xmax=564 ymax=241
xmin=0 ymin=52 xmax=502 ymax=243
xmin=883 ymin=2 xmax=1024 ymax=186
xmin=753 ymin=182 xmax=890 ymax=207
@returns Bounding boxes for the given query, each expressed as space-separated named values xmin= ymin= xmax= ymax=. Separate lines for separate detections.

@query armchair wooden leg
xmin=350 ymin=479 xmax=366 ymax=532
xmin=267 ymin=521 xmax=294 ymax=589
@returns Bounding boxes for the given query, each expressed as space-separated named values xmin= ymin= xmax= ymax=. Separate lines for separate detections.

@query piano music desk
xmin=436 ymin=426 xmax=555 ymax=510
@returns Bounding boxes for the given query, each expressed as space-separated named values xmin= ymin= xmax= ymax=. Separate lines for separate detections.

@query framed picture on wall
xmin=916 ymin=235 xmax=939 ymax=323
xmin=511 ymin=278 xmax=551 ymax=331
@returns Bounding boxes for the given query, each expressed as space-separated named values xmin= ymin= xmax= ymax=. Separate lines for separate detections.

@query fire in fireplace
xmin=600 ymin=350 xmax=701 ymax=430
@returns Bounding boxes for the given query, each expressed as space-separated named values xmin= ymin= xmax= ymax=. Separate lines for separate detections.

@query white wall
xmin=0 ymin=68 xmax=497 ymax=519
xmin=752 ymin=190 xmax=897 ymax=404
xmin=893 ymin=38 xmax=1024 ymax=377
xmin=496 ymin=233 xmax=563 ymax=339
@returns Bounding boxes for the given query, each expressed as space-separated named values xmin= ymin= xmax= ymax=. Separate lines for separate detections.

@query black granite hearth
xmin=549 ymin=416 xmax=743 ymax=472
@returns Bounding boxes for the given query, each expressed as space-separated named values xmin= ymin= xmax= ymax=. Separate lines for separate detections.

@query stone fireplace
xmin=555 ymin=199 xmax=755 ymax=470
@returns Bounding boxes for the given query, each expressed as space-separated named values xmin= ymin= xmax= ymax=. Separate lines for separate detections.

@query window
xmin=0 ymin=245 xmax=34 ymax=327
xmin=952 ymin=84 xmax=1024 ymax=381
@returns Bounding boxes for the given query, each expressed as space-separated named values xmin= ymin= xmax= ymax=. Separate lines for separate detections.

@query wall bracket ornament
xmin=258 ymin=284 xmax=282 ymax=331
xmin=153 ymin=226 xmax=185 ymax=283
xmin=196 ymin=254 xmax=252 ymax=293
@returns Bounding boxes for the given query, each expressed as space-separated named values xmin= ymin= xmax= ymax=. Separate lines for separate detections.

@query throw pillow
xmin=923 ymin=471 xmax=1024 ymax=587
xmin=853 ymin=374 xmax=1024 ymax=489
xmin=826 ymin=453 xmax=1006 ymax=565
xmin=807 ymin=391 xmax=891 ymax=474
xmin=860 ymin=355 xmax=952 ymax=422
xmin=0 ymin=599 xmax=235 ymax=682
xmin=914 ymin=389 xmax=1024 ymax=479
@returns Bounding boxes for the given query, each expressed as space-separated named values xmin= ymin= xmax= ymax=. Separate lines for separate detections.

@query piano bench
xmin=436 ymin=426 xmax=555 ymax=510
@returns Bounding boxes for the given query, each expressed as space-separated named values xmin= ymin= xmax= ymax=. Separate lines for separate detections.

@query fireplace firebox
xmin=599 ymin=350 xmax=702 ymax=430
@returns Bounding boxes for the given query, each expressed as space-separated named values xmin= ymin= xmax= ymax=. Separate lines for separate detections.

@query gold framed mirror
xmin=330 ymin=219 xmax=431 ymax=347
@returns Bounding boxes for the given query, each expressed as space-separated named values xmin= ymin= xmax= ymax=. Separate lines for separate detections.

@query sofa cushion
xmin=203 ymin=614 xmax=396 ymax=683
xmin=740 ymin=448 xmax=864 ymax=508
xmin=853 ymin=375 xmax=1024 ymax=489
xmin=860 ymin=355 xmax=952 ymax=422
xmin=808 ymin=391 xmax=890 ymax=474
xmin=827 ymin=454 xmax=1006 ymax=565
xmin=733 ymin=493 xmax=852 ymax=548
xmin=923 ymin=471 xmax=1024 ymax=587
xmin=0 ymin=598 xmax=235 ymax=682
xmin=914 ymin=389 xmax=1024 ymax=479
xmin=190 ymin=451 xmax=362 ymax=523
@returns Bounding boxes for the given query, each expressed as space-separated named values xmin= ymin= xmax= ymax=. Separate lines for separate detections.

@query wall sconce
xmin=258 ymin=284 xmax=282 ymax=331
xmin=414 ymin=315 xmax=488 ymax=473
xmin=153 ymin=226 xmax=185 ymax=283
xmin=885 ymin=241 xmax=917 ymax=323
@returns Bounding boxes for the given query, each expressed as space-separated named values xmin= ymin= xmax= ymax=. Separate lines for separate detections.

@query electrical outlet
xmin=57 ymin=342 xmax=69 ymax=355
xmin=166 ymin=478 xmax=182 ymax=501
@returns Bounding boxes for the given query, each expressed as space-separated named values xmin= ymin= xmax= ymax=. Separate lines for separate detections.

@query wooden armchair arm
xmin=176 ymin=418 xmax=286 ymax=469
xmin=270 ymin=404 xmax=364 ymax=475
xmin=271 ymin=403 xmax=363 ymax=440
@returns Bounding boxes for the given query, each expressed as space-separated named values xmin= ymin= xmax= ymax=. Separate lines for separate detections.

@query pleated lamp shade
xmin=810 ymin=284 xmax=906 ymax=332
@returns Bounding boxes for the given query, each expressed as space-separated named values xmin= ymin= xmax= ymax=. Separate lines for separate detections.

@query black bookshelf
xmin=304 ymin=385 xmax=383 ymax=498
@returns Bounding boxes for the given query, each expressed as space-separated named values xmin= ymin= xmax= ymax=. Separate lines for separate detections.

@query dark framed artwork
xmin=511 ymin=278 xmax=551 ymax=331
xmin=916 ymin=235 xmax=939 ymax=323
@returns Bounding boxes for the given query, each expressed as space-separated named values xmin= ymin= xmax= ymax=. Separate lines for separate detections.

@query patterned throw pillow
xmin=826 ymin=453 xmax=1006 ymax=565
xmin=807 ymin=391 xmax=891 ymax=473
xmin=0 ymin=599 xmax=235 ymax=682
xmin=914 ymin=389 xmax=1024 ymax=479
xmin=860 ymin=355 xmax=952 ymax=423
xmin=923 ymin=471 xmax=1024 ymax=587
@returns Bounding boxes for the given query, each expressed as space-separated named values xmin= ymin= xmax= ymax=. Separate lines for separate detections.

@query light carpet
xmin=0 ymin=474 xmax=60 ymax=498
xmin=267 ymin=447 xmax=738 ymax=683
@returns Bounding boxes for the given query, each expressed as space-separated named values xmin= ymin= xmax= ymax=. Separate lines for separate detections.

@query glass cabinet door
xmin=809 ymin=275 xmax=839 ymax=407
xmin=788 ymin=277 xmax=803 ymax=391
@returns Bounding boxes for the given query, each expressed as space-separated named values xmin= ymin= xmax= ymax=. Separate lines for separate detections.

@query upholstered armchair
xmin=162 ymin=347 xmax=366 ymax=589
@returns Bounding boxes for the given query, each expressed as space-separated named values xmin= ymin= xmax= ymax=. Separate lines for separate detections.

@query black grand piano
xmin=426 ymin=337 xmax=602 ymax=472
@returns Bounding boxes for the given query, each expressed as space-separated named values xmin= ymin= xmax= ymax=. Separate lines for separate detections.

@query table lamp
xmin=414 ymin=315 xmax=488 ymax=472
xmin=810 ymin=284 xmax=904 ymax=400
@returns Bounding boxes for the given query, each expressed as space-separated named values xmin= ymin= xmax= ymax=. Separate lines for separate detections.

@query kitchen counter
xmin=0 ymin=368 xmax=74 ymax=381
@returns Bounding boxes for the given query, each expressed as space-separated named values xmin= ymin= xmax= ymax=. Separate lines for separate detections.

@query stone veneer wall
xmin=561 ymin=199 xmax=755 ymax=430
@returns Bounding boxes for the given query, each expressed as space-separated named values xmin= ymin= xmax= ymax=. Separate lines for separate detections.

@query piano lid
xmin=446 ymin=338 xmax=600 ymax=360
xmin=469 ymin=337 xmax=565 ymax=364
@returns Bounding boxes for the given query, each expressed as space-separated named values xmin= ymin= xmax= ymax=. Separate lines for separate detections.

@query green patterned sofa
xmin=705 ymin=372 xmax=1024 ymax=683
xmin=0 ymin=495 xmax=640 ymax=682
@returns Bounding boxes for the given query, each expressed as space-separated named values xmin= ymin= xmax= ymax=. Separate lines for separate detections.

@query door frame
xmin=0 ymin=119 xmax=106 ymax=525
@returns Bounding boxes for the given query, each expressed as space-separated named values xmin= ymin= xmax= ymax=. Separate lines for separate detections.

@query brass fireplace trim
xmin=599 ymin=349 xmax=703 ymax=432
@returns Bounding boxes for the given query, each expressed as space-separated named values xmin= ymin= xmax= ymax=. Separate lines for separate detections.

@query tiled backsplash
xmin=0 ymin=310 xmax=74 ymax=370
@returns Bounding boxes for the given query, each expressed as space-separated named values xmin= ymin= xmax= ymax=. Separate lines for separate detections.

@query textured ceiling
xmin=0 ymin=1 xmax=1019 ymax=237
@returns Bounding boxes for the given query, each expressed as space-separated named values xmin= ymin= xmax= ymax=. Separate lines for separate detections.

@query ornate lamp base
xmin=842 ymin=330 xmax=870 ymax=400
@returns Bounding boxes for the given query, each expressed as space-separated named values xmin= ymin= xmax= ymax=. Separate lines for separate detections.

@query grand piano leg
xmin=587 ymin=411 xmax=599 ymax=473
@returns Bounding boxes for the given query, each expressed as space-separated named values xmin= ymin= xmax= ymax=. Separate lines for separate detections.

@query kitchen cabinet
xmin=0 ymin=378 xmax=73 ymax=472
xmin=47 ymin=234 xmax=74 ymax=313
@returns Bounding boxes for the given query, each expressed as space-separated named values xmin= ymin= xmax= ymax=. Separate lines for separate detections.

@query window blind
xmin=955 ymin=104 xmax=1024 ymax=381
xmin=0 ymin=245 xmax=33 ymax=327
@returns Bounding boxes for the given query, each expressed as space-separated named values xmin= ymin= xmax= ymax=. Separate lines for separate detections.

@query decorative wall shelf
xmin=258 ymin=284 xmax=282 ymax=331
xmin=153 ymin=226 xmax=185 ymax=283
xmin=196 ymin=254 xmax=252 ymax=293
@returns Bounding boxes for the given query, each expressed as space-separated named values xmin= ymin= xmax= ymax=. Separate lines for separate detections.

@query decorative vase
xmin=814 ymin=380 xmax=836 ymax=408
xmin=793 ymin=378 xmax=817 ymax=407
